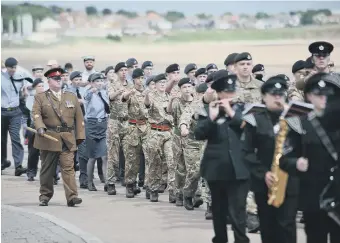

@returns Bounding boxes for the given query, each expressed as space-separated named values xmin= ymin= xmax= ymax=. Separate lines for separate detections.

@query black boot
xmin=205 ymin=203 xmax=212 ymax=220
xmin=126 ymin=184 xmax=135 ymax=198
xmin=104 ymin=184 xmax=108 ymax=192
xmin=88 ymin=182 xmax=97 ymax=191
xmin=150 ymin=191 xmax=159 ymax=202
xmin=193 ymin=196 xmax=203 ymax=208
xmin=138 ymin=180 xmax=144 ymax=188
xmin=39 ymin=200 xmax=48 ymax=206
xmin=184 ymin=196 xmax=194 ymax=210
xmin=107 ymin=183 xmax=116 ymax=195
xmin=67 ymin=197 xmax=82 ymax=207
xmin=175 ymin=193 xmax=183 ymax=206
xmin=145 ymin=187 xmax=151 ymax=199
xmin=169 ymin=190 xmax=176 ymax=203
xmin=159 ymin=183 xmax=167 ymax=193
xmin=133 ymin=182 xmax=141 ymax=195
xmin=247 ymin=212 xmax=260 ymax=233
xmin=15 ymin=165 xmax=27 ymax=176
xmin=1 ymin=160 xmax=11 ymax=170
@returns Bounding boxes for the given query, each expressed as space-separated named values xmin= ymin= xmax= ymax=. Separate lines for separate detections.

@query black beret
xmin=32 ymin=78 xmax=43 ymax=88
xmin=82 ymin=55 xmax=95 ymax=62
xmin=142 ymin=61 xmax=153 ymax=69
xmin=184 ymin=63 xmax=197 ymax=74
xmin=64 ymin=63 xmax=73 ymax=69
xmin=166 ymin=63 xmax=180 ymax=73
xmin=234 ymin=52 xmax=252 ymax=63
xmin=206 ymin=63 xmax=218 ymax=71
xmin=89 ymin=72 xmax=105 ymax=82
xmin=211 ymin=72 xmax=237 ymax=92
xmin=305 ymin=57 xmax=315 ymax=69
xmin=275 ymin=74 xmax=290 ymax=82
xmin=69 ymin=71 xmax=82 ymax=80
xmin=195 ymin=68 xmax=207 ymax=77
xmin=32 ymin=65 xmax=44 ymax=72
xmin=44 ymin=67 xmax=65 ymax=78
xmin=126 ymin=58 xmax=138 ymax=68
xmin=132 ymin=68 xmax=144 ymax=79
xmin=205 ymin=72 xmax=215 ymax=83
xmin=153 ymin=73 xmax=166 ymax=83
xmin=105 ymin=66 xmax=114 ymax=75
xmin=224 ymin=53 xmax=238 ymax=66
xmin=145 ymin=75 xmax=155 ymax=86
xmin=115 ymin=62 xmax=128 ymax=72
xmin=5 ymin=57 xmax=18 ymax=67
xmin=252 ymin=64 xmax=265 ymax=73
xmin=292 ymin=60 xmax=306 ymax=74
xmin=178 ymin=77 xmax=193 ymax=87
xmin=308 ymin=41 xmax=334 ymax=55
xmin=196 ymin=83 xmax=208 ymax=93
xmin=261 ymin=75 xmax=288 ymax=95
xmin=304 ymin=72 xmax=336 ymax=95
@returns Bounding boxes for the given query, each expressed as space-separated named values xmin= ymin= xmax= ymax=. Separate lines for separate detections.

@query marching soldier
xmin=288 ymin=60 xmax=306 ymax=101
xmin=141 ymin=61 xmax=154 ymax=82
xmin=252 ymin=64 xmax=266 ymax=82
xmin=206 ymin=63 xmax=218 ymax=75
xmin=184 ymin=63 xmax=197 ymax=83
xmin=32 ymin=67 xmax=84 ymax=207
xmin=195 ymin=68 xmax=208 ymax=85
xmin=126 ymin=58 xmax=139 ymax=83
xmin=165 ymin=63 xmax=181 ymax=97
xmin=224 ymin=53 xmax=238 ymax=73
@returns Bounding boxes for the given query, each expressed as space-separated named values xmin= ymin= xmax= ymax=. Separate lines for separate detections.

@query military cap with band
xmin=308 ymin=41 xmax=334 ymax=55
xmin=70 ymin=71 xmax=82 ymax=80
xmin=153 ymin=73 xmax=166 ymax=83
xmin=184 ymin=63 xmax=197 ymax=74
xmin=32 ymin=65 xmax=44 ymax=72
xmin=205 ymin=72 xmax=215 ymax=83
xmin=126 ymin=58 xmax=138 ymax=68
xmin=115 ymin=62 xmax=128 ymax=73
xmin=5 ymin=57 xmax=18 ymax=67
xmin=142 ymin=61 xmax=153 ymax=69
xmin=166 ymin=63 xmax=180 ymax=73
xmin=206 ymin=63 xmax=218 ymax=71
xmin=132 ymin=68 xmax=144 ymax=79
xmin=234 ymin=52 xmax=252 ymax=63
xmin=32 ymin=78 xmax=44 ymax=88
xmin=44 ymin=67 xmax=65 ymax=78
xmin=261 ymin=75 xmax=288 ymax=95
xmin=195 ymin=68 xmax=207 ymax=77
xmin=292 ymin=60 xmax=306 ymax=74
xmin=89 ymin=73 xmax=105 ymax=82
xmin=178 ymin=77 xmax=193 ymax=87
xmin=252 ymin=64 xmax=265 ymax=73
xmin=211 ymin=72 xmax=237 ymax=92
xmin=82 ymin=55 xmax=95 ymax=62
xmin=224 ymin=53 xmax=239 ymax=66
xmin=304 ymin=72 xmax=336 ymax=96
xmin=196 ymin=83 xmax=208 ymax=94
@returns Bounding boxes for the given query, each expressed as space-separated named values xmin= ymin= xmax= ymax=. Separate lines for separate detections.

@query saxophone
xmin=267 ymin=116 xmax=289 ymax=208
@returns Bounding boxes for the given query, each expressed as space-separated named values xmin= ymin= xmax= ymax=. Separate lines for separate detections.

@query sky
xmin=4 ymin=0 xmax=340 ymax=15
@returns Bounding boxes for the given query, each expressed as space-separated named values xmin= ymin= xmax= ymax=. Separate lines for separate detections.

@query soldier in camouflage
xmin=288 ymin=60 xmax=306 ymax=101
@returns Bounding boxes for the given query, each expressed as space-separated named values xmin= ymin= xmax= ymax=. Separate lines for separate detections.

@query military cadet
xmin=252 ymin=64 xmax=266 ymax=82
xmin=195 ymin=71 xmax=250 ymax=243
xmin=64 ymin=63 xmax=73 ymax=73
xmin=61 ymin=70 xmax=70 ymax=90
xmin=296 ymin=41 xmax=334 ymax=91
xmin=106 ymin=62 xmax=133 ymax=194
xmin=121 ymin=68 xmax=149 ymax=198
xmin=145 ymin=75 xmax=156 ymax=92
xmin=206 ymin=63 xmax=218 ymax=75
xmin=202 ymin=72 xmax=217 ymax=104
xmin=32 ymin=67 xmax=84 ymax=207
xmin=242 ymin=75 xmax=300 ymax=243
xmin=184 ymin=63 xmax=197 ymax=83
xmin=224 ymin=53 xmax=238 ymax=73
xmin=32 ymin=65 xmax=44 ymax=79
xmin=84 ymin=73 xmax=109 ymax=191
xmin=280 ymin=73 xmax=340 ymax=243
xmin=81 ymin=55 xmax=96 ymax=85
xmin=126 ymin=58 xmax=139 ymax=83
xmin=144 ymin=73 xmax=174 ymax=202
xmin=141 ymin=61 xmax=153 ymax=81
xmin=165 ymin=63 xmax=181 ymax=97
xmin=1 ymin=57 xmax=28 ymax=175
xmin=195 ymin=68 xmax=208 ymax=85
xmin=288 ymin=60 xmax=306 ymax=101
xmin=196 ymin=83 xmax=208 ymax=99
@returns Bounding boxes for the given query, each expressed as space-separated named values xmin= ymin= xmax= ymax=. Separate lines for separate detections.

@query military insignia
xmin=56 ymin=71 xmax=60 ymax=75
xmin=318 ymin=80 xmax=326 ymax=87
xmin=65 ymin=100 xmax=75 ymax=108
xmin=275 ymin=83 xmax=282 ymax=89
xmin=150 ymin=62 xmax=153 ymax=66
xmin=194 ymin=65 xmax=197 ymax=69
xmin=284 ymin=76 xmax=288 ymax=80
xmin=261 ymin=67 xmax=264 ymax=71
xmin=34 ymin=115 xmax=40 ymax=118
xmin=213 ymin=65 xmax=216 ymax=69
xmin=247 ymin=55 xmax=251 ymax=60
xmin=227 ymin=79 xmax=233 ymax=84
xmin=319 ymin=45 xmax=324 ymax=51
xmin=134 ymin=60 xmax=137 ymax=64
xmin=177 ymin=65 xmax=180 ymax=70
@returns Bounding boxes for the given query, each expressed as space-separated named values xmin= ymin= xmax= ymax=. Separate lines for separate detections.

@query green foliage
xmin=164 ymin=11 xmax=185 ymax=22
xmin=50 ymin=5 xmax=64 ymax=14
xmin=196 ymin=13 xmax=212 ymax=19
xmin=85 ymin=6 xmax=98 ymax=16
xmin=102 ymin=8 xmax=112 ymax=16
xmin=255 ymin=12 xmax=270 ymax=19
xmin=300 ymin=9 xmax=332 ymax=25
xmin=116 ymin=9 xmax=138 ymax=18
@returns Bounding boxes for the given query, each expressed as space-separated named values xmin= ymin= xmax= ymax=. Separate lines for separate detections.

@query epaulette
xmin=243 ymin=113 xmax=257 ymax=127
xmin=286 ymin=116 xmax=304 ymax=134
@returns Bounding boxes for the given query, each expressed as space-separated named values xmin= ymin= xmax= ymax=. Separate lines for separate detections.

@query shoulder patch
xmin=286 ymin=117 xmax=304 ymax=134
xmin=243 ymin=113 xmax=257 ymax=127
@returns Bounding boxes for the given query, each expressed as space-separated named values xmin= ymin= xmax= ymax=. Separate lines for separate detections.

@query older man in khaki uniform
xmin=32 ymin=67 xmax=85 ymax=207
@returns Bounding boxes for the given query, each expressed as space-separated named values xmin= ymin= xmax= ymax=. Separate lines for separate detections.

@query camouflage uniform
xmin=288 ymin=80 xmax=304 ymax=101
xmin=107 ymin=80 xmax=133 ymax=186
xmin=145 ymin=91 xmax=174 ymax=192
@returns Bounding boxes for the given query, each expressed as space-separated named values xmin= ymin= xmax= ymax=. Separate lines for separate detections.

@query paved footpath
xmin=2 ymin=138 xmax=307 ymax=243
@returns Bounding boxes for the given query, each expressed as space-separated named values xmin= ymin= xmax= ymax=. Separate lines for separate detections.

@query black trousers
xmin=138 ymin=150 xmax=145 ymax=183
xmin=255 ymin=193 xmax=298 ymax=243
xmin=27 ymin=131 xmax=40 ymax=177
xmin=303 ymin=210 xmax=340 ymax=243
xmin=208 ymin=180 xmax=250 ymax=243
xmin=119 ymin=145 xmax=125 ymax=180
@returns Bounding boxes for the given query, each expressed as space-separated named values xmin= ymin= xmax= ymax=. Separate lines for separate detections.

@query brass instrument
xmin=267 ymin=116 xmax=289 ymax=208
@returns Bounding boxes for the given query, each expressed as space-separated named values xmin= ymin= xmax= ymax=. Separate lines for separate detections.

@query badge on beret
xmin=261 ymin=67 xmax=264 ymax=71
xmin=319 ymin=45 xmax=324 ymax=51
xmin=177 ymin=65 xmax=180 ymax=70
xmin=275 ymin=83 xmax=282 ymax=89
xmin=134 ymin=60 xmax=137 ymax=64
xmin=227 ymin=79 xmax=233 ymax=84
xmin=194 ymin=64 xmax=197 ymax=69
xmin=284 ymin=76 xmax=288 ymax=80
xmin=318 ymin=80 xmax=326 ymax=87
xmin=150 ymin=62 xmax=153 ymax=66
xmin=247 ymin=55 xmax=251 ymax=60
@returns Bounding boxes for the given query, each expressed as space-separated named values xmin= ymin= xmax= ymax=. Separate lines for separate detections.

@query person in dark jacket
xmin=195 ymin=70 xmax=250 ymax=243
xmin=242 ymin=75 xmax=302 ymax=243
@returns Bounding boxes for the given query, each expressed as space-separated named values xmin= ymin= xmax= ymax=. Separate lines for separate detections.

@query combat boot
xmin=138 ymin=180 xmax=144 ymax=188
xmin=126 ymin=184 xmax=135 ymax=198
xmin=150 ymin=191 xmax=159 ymax=202
xmin=184 ymin=196 xmax=194 ymax=210
xmin=169 ymin=190 xmax=176 ymax=203
xmin=159 ymin=183 xmax=167 ymax=193
xmin=205 ymin=203 xmax=213 ymax=220
xmin=88 ymin=182 xmax=97 ymax=191
xmin=175 ymin=193 xmax=183 ymax=206
xmin=67 ymin=197 xmax=82 ymax=207
xmin=1 ymin=160 xmax=11 ymax=171
xmin=133 ymin=183 xmax=141 ymax=195
xmin=193 ymin=196 xmax=203 ymax=208
xmin=145 ymin=187 xmax=151 ymax=199
xmin=107 ymin=183 xmax=116 ymax=195
xmin=15 ymin=165 xmax=27 ymax=176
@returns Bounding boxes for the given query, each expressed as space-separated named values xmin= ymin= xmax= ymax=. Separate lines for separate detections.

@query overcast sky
xmin=4 ymin=1 xmax=340 ymax=15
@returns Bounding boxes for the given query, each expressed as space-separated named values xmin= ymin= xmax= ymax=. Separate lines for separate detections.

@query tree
xmin=50 ymin=5 xmax=64 ymax=14
xmin=85 ymin=6 xmax=98 ymax=16
xmin=196 ymin=13 xmax=212 ymax=19
xmin=164 ymin=11 xmax=185 ymax=22
xmin=102 ymin=8 xmax=112 ymax=15
xmin=255 ymin=12 xmax=270 ymax=19
xmin=300 ymin=10 xmax=317 ymax=25
xmin=317 ymin=9 xmax=332 ymax=16
xmin=222 ymin=12 xmax=233 ymax=16
xmin=66 ymin=8 xmax=72 ymax=13
xmin=116 ymin=9 xmax=138 ymax=18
